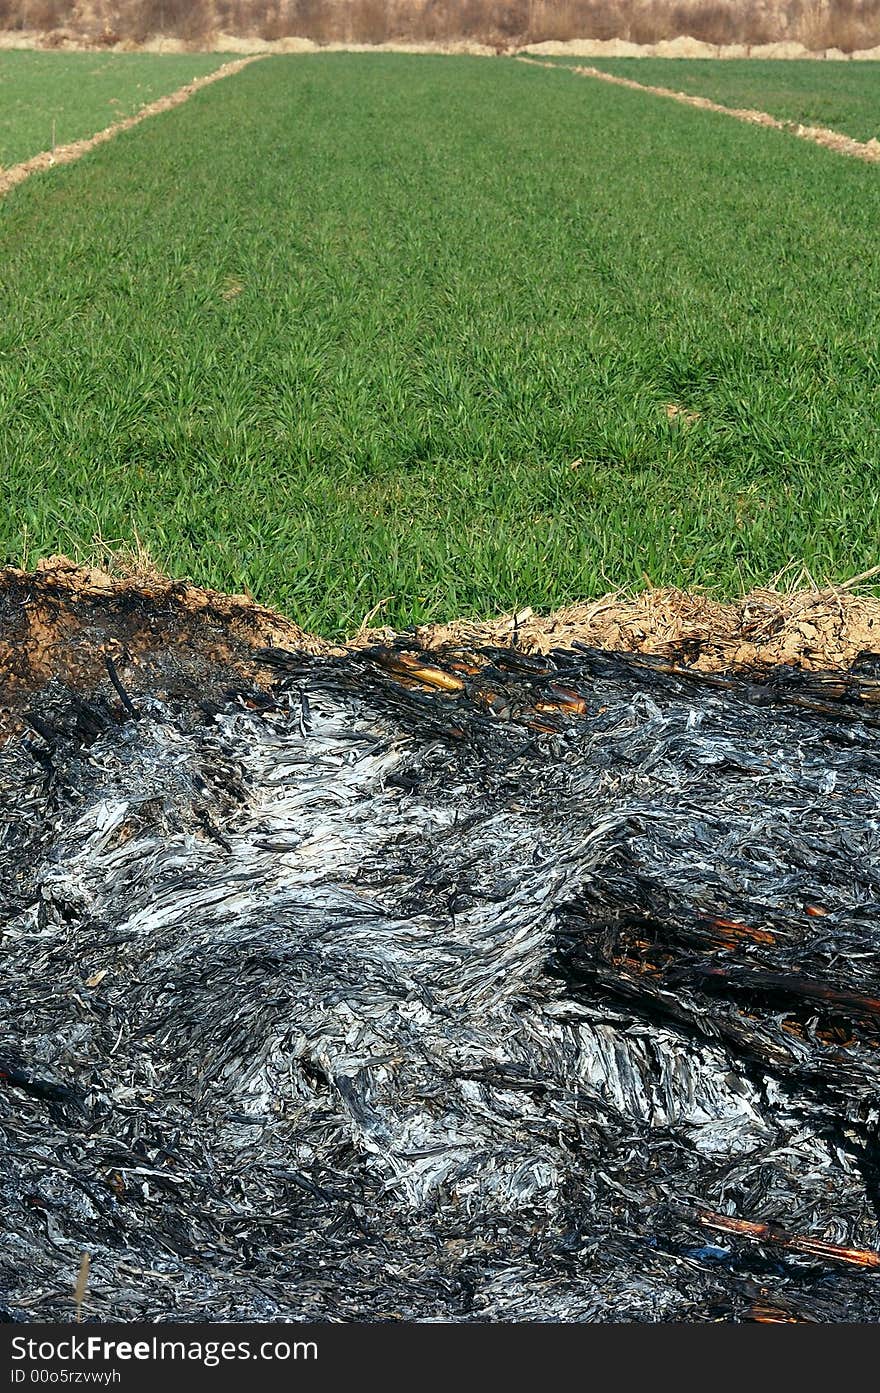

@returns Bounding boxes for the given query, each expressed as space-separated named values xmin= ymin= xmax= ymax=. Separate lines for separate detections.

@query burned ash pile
xmin=4 ymin=617 xmax=880 ymax=1321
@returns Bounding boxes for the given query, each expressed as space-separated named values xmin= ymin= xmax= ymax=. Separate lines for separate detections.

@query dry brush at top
xmin=2 ymin=0 xmax=879 ymax=52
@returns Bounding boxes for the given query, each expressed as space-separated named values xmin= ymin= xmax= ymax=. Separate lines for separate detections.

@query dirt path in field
xmin=0 ymin=55 xmax=264 ymax=198
xmin=519 ymin=56 xmax=880 ymax=165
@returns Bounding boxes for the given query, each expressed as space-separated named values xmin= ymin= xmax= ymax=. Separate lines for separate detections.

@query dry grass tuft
xmin=86 ymin=529 xmax=168 ymax=584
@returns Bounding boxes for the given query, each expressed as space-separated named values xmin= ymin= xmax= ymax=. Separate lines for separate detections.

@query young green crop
xmin=1 ymin=53 xmax=879 ymax=636
xmin=0 ymin=50 xmax=233 ymax=166
xmin=542 ymin=56 xmax=880 ymax=143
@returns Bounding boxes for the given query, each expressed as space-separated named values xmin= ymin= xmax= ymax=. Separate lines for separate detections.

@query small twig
xmin=74 ymin=1252 xmax=90 ymax=1323
xmin=836 ymin=563 xmax=880 ymax=591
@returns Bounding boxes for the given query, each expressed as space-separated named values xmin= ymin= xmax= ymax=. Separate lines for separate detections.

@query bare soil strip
xmin=0 ymin=55 xmax=264 ymax=198
xmin=519 ymin=55 xmax=880 ymax=164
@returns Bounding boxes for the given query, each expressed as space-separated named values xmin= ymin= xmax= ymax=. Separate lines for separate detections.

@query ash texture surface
xmin=4 ymin=641 xmax=880 ymax=1322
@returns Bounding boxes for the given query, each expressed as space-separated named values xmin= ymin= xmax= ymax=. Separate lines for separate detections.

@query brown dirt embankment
xmin=3 ymin=557 xmax=880 ymax=736
xmin=0 ymin=557 xmax=328 ymax=734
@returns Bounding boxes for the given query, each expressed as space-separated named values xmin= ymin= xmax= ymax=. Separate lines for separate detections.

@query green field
xmin=544 ymin=56 xmax=880 ymax=143
xmin=2 ymin=53 xmax=880 ymax=635
xmin=0 ymin=51 xmax=231 ymax=166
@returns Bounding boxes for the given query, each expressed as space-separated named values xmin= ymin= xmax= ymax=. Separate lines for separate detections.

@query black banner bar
xmin=0 ymin=1322 xmax=863 ymax=1391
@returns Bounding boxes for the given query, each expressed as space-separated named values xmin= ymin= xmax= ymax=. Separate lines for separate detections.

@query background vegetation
xmin=0 ymin=0 xmax=878 ymax=53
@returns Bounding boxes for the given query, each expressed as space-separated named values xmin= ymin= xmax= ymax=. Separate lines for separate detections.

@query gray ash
xmin=4 ymin=641 xmax=880 ymax=1322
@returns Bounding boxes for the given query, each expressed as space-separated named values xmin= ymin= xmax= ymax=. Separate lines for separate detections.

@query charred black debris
xmin=4 ymin=638 xmax=880 ymax=1321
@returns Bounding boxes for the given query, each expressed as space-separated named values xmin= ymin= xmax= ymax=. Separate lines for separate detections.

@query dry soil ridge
xmin=520 ymin=55 xmax=880 ymax=163
xmin=0 ymin=54 xmax=264 ymax=198
xmin=3 ymin=559 xmax=880 ymax=738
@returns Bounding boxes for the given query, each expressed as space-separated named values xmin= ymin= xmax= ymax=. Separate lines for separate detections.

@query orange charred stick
xmin=547 ymin=684 xmax=590 ymax=714
xmin=531 ymin=684 xmax=591 ymax=716
xmin=698 ymin=1210 xmax=880 ymax=1269
xmin=534 ymin=694 xmax=589 ymax=717
xmin=705 ymin=916 xmax=776 ymax=946
xmin=695 ymin=966 xmax=880 ymax=1020
xmin=370 ymin=649 xmax=464 ymax=693
xmin=403 ymin=664 xmax=464 ymax=693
